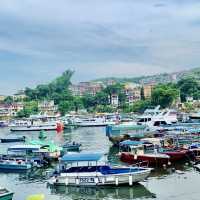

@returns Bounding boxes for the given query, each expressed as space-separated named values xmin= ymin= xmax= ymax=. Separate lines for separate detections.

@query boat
xmin=27 ymin=141 xmax=62 ymax=159
xmin=62 ymin=142 xmax=81 ymax=151
xmin=68 ymin=115 xmax=116 ymax=127
xmin=0 ymin=187 xmax=14 ymax=200
xmin=0 ymin=136 xmax=26 ymax=143
xmin=6 ymin=145 xmax=50 ymax=166
xmin=9 ymin=115 xmax=63 ymax=132
xmin=48 ymin=153 xmax=152 ymax=186
xmin=0 ymin=159 xmax=32 ymax=171
xmin=106 ymin=124 xmax=149 ymax=146
xmin=159 ymin=147 xmax=190 ymax=162
xmin=0 ymin=121 xmax=9 ymax=128
xmin=119 ymin=143 xmax=170 ymax=166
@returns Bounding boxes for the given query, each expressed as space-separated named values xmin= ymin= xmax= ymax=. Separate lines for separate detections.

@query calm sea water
xmin=0 ymin=127 xmax=200 ymax=200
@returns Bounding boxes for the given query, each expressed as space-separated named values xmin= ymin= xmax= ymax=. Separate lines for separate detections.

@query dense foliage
xmin=151 ymin=84 xmax=179 ymax=108
xmin=14 ymin=69 xmax=200 ymax=117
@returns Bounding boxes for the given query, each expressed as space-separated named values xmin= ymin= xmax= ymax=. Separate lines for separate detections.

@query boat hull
xmin=50 ymin=171 xmax=151 ymax=186
xmin=10 ymin=125 xmax=56 ymax=132
xmin=120 ymin=153 xmax=169 ymax=166
xmin=0 ymin=163 xmax=32 ymax=171
xmin=0 ymin=138 xmax=25 ymax=143
xmin=0 ymin=193 xmax=14 ymax=200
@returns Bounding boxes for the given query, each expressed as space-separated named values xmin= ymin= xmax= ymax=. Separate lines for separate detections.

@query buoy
xmin=115 ymin=177 xmax=119 ymax=186
xmin=56 ymin=122 xmax=64 ymax=132
xmin=129 ymin=175 xmax=133 ymax=186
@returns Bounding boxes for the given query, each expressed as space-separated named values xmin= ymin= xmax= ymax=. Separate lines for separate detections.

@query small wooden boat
xmin=0 ymin=136 xmax=26 ymax=143
xmin=62 ymin=142 xmax=81 ymax=151
xmin=0 ymin=187 xmax=14 ymax=200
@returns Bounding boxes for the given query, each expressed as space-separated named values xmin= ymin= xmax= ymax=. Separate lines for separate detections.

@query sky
xmin=1 ymin=0 xmax=200 ymax=94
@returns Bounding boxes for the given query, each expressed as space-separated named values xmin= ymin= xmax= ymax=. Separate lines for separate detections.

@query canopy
xmin=8 ymin=145 xmax=41 ymax=151
xmin=119 ymin=140 xmax=144 ymax=146
xmin=61 ymin=153 xmax=103 ymax=162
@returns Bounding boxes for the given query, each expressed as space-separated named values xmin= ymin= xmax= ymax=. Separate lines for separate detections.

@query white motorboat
xmin=48 ymin=153 xmax=152 ymax=186
xmin=136 ymin=106 xmax=178 ymax=130
xmin=68 ymin=116 xmax=116 ymax=127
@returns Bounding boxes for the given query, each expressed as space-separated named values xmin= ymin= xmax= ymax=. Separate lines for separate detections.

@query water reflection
xmin=48 ymin=183 xmax=156 ymax=200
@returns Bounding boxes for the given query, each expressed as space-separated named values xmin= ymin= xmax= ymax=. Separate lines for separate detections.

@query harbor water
xmin=0 ymin=127 xmax=200 ymax=200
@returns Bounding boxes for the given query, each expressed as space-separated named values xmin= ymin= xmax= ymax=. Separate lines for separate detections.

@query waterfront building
xmin=124 ymin=83 xmax=141 ymax=104
xmin=0 ymin=102 xmax=24 ymax=119
xmin=0 ymin=95 xmax=6 ymax=102
xmin=69 ymin=82 xmax=103 ymax=96
xmin=110 ymin=94 xmax=119 ymax=106
xmin=143 ymin=84 xmax=155 ymax=99
xmin=38 ymin=100 xmax=58 ymax=115
xmin=13 ymin=90 xmax=27 ymax=101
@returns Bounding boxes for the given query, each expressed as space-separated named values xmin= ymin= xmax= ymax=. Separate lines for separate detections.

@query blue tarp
xmin=119 ymin=140 xmax=144 ymax=146
xmin=61 ymin=153 xmax=103 ymax=162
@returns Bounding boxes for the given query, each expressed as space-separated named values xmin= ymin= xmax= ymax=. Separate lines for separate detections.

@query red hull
xmin=161 ymin=150 xmax=188 ymax=162
xmin=120 ymin=153 xmax=169 ymax=166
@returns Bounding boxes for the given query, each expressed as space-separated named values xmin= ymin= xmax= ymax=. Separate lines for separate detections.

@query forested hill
xmin=93 ymin=67 xmax=200 ymax=85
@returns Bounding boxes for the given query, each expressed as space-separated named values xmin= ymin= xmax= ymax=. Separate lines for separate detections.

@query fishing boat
xmin=48 ymin=153 xmax=152 ymax=186
xmin=0 ymin=136 xmax=26 ymax=143
xmin=62 ymin=142 xmax=81 ymax=151
xmin=0 ymin=159 xmax=32 ymax=171
xmin=119 ymin=142 xmax=170 ymax=166
xmin=0 ymin=187 xmax=14 ymax=200
xmin=27 ymin=141 xmax=62 ymax=159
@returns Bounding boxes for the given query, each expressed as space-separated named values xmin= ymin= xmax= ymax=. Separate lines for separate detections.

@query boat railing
xmin=131 ymin=161 xmax=149 ymax=168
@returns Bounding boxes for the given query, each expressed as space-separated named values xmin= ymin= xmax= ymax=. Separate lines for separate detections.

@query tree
xmin=151 ymin=84 xmax=179 ymax=108
xmin=3 ymin=96 xmax=14 ymax=104
xmin=177 ymin=77 xmax=199 ymax=102
xmin=58 ymin=101 xmax=74 ymax=115
xmin=140 ymin=86 xmax=145 ymax=100
xmin=16 ymin=101 xmax=38 ymax=118
xmin=125 ymin=100 xmax=151 ymax=113
xmin=103 ymin=83 xmax=125 ymax=105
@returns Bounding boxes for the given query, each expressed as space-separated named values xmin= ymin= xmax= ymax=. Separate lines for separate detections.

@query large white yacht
xmin=137 ymin=106 xmax=178 ymax=129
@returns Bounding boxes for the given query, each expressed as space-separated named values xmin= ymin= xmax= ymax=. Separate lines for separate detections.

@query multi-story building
xmin=38 ymin=100 xmax=58 ymax=115
xmin=124 ymin=83 xmax=141 ymax=104
xmin=13 ymin=90 xmax=27 ymax=101
xmin=143 ymin=84 xmax=155 ymax=99
xmin=111 ymin=94 xmax=119 ymax=106
xmin=69 ymin=82 xmax=103 ymax=96
xmin=0 ymin=102 xmax=24 ymax=119
xmin=0 ymin=95 xmax=6 ymax=102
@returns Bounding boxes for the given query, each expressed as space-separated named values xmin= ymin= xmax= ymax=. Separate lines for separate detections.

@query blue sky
xmin=0 ymin=0 xmax=200 ymax=94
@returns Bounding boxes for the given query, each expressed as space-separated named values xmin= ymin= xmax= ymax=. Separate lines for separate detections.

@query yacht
xmin=136 ymin=106 xmax=178 ymax=130
xmin=9 ymin=114 xmax=62 ymax=132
